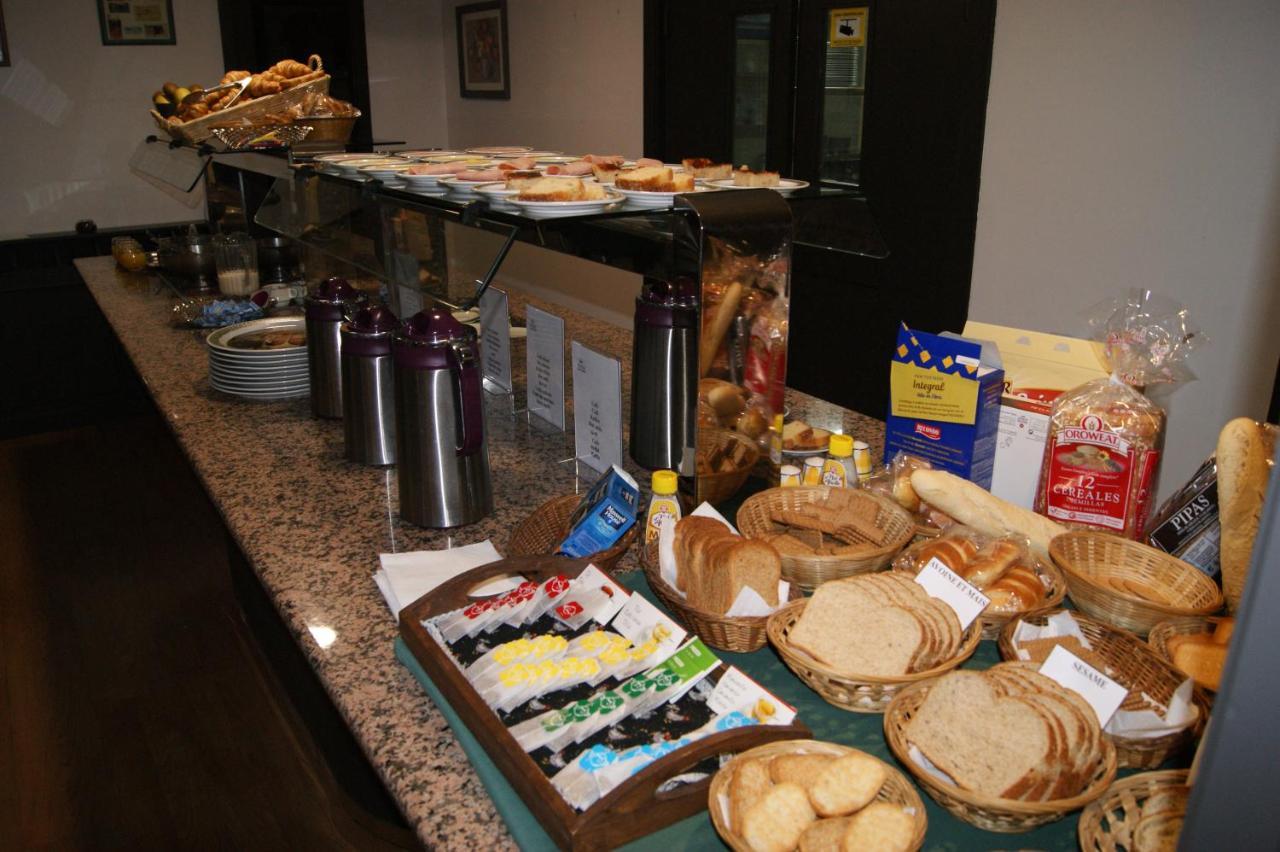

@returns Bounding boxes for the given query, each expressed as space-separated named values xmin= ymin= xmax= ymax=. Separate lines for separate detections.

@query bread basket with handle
xmin=1077 ymin=769 xmax=1190 ymax=852
xmin=1050 ymin=531 xmax=1223 ymax=635
xmin=736 ymin=487 xmax=914 ymax=592
xmin=506 ymin=493 xmax=637 ymax=572
xmin=999 ymin=608 xmax=1212 ymax=769
xmin=708 ymin=739 xmax=928 ymax=852
xmin=884 ymin=676 xmax=1119 ymax=832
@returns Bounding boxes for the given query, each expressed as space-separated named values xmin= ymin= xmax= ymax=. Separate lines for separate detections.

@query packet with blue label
xmin=557 ymin=465 xmax=640 ymax=557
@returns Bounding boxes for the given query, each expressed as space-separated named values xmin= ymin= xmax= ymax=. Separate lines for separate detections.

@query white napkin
xmin=1010 ymin=610 xmax=1094 ymax=657
xmin=1106 ymin=678 xmax=1199 ymax=739
xmin=373 ymin=540 xmax=517 ymax=617
xmin=658 ymin=502 xmax=789 ymax=615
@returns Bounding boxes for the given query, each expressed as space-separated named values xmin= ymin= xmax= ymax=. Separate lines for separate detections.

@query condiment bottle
xmin=802 ymin=457 xmax=824 ymax=486
xmin=779 ymin=465 xmax=801 ymax=487
xmin=644 ymin=470 xmax=682 ymax=544
xmin=822 ymin=434 xmax=854 ymax=487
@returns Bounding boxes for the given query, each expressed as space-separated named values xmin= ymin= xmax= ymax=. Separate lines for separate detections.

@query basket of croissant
xmin=151 ymin=55 xmax=336 ymax=144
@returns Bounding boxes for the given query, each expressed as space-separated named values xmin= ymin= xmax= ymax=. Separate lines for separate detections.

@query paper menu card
xmin=570 ymin=341 xmax=622 ymax=475
xmin=913 ymin=557 xmax=990 ymax=630
xmin=525 ymin=304 xmax=565 ymax=429
xmin=479 ymin=286 xmax=513 ymax=392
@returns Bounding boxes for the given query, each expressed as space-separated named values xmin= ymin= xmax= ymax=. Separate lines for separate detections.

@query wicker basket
xmin=884 ymin=678 xmax=1119 ymax=832
xmin=891 ymin=538 xmax=1068 ymax=640
xmin=737 ymin=487 xmax=914 ymax=592
xmin=1050 ymin=532 xmax=1223 ymax=636
xmin=708 ymin=739 xmax=928 ymax=852
xmin=1077 ymin=769 xmax=1190 ymax=852
xmin=766 ymin=599 xmax=982 ymax=713
xmin=152 ymin=74 xmax=332 ymax=144
xmin=1149 ymin=615 xmax=1231 ymax=694
xmin=698 ymin=428 xmax=760 ymax=506
xmin=998 ymin=609 xmax=1210 ymax=769
xmin=638 ymin=538 xmax=800 ymax=652
xmin=505 ymin=494 xmax=636 ymax=572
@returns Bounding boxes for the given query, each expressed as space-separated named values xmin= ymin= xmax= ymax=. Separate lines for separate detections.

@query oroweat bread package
xmin=1035 ymin=290 xmax=1205 ymax=540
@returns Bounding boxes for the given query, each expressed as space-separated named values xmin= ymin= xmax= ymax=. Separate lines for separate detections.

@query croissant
xmin=269 ymin=58 xmax=311 ymax=79
xmin=220 ymin=69 xmax=250 ymax=85
xmin=247 ymin=74 xmax=282 ymax=97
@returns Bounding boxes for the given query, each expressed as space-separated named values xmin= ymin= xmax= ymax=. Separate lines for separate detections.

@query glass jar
xmin=212 ymin=233 xmax=260 ymax=297
xmin=111 ymin=237 xmax=147 ymax=272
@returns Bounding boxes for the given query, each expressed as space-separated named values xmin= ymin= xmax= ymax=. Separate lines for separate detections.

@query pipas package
xmin=962 ymin=321 xmax=1109 ymax=509
xmin=884 ymin=323 xmax=1004 ymax=489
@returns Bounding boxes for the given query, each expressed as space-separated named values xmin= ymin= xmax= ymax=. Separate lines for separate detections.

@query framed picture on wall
xmin=97 ymin=0 xmax=176 ymax=46
xmin=0 ymin=2 xmax=10 ymax=67
xmin=455 ymin=0 xmax=510 ymax=99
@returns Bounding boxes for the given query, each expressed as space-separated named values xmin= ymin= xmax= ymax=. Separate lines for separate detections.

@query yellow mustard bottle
xmin=822 ymin=434 xmax=855 ymax=487
xmin=644 ymin=470 xmax=682 ymax=544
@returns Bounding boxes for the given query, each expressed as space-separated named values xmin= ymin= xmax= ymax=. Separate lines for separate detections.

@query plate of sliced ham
xmin=438 ymin=173 xmax=506 ymax=195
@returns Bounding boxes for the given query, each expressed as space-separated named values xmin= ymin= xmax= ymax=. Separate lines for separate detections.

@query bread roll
xmin=913 ymin=537 xmax=977 ymax=574
xmin=963 ymin=540 xmax=1021 ymax=587
xmin=985 ymin=565 xmax=1045 ymax=613
xmin=1217 ymin=417 xmax=1273 ymax=612
xmin=910 ymin=469 xmax=1067 ymax=561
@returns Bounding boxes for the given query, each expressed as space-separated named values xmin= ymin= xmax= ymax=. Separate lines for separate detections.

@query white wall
xmin=971 ymin=0 xmax=1280 ymax=497
xmin=363 ymin=0 xmax=450 ymax=148
xmin=0 ymin=0 xmax=222 ymax=238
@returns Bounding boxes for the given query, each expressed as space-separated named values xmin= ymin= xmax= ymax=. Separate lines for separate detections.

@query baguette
xmin=1216 ymin=417 xmax=1273 ymax=612
xmin=910 ymin=469 xmax=1066 ymax=561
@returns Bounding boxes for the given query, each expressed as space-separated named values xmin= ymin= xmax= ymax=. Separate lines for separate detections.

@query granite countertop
xmin=74 ymin=255 xmax=885 ymax=849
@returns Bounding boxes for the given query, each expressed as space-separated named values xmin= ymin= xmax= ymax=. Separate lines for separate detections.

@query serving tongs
xmin=180 ymin=76 xmax=252 ymax=111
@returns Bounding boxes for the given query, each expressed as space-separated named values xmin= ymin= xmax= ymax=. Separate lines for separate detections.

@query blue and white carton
xmin=883 ymin=323 xmax=1004 ymax=489
xmin=557 ymin=465 xmax=640 ymax=557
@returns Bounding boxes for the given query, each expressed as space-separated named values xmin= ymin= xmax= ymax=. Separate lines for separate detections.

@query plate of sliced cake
xmin=705 ymin=170 xmax=810 ymax=194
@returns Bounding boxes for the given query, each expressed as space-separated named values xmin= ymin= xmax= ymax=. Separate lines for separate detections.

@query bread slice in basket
xmin=786 ymin=573 xmax=961 ymax=676
xmin=907 ymin=663 xmax=1104 ymax=802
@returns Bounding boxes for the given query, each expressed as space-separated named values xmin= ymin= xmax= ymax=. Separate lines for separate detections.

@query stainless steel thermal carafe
xmin=630 ymin=278 xmax=699 ymax=472
xmin=340 ymin=304 xmax=399 ymax=466
xmin=392 ymin=308 xmax=493 ymax=528
xmin=305 ymin=276 xmax=361 ymax=419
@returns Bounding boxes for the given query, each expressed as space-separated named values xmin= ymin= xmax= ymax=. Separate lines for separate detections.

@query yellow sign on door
xmin=829 ymin=7 xmax=868 ymax=47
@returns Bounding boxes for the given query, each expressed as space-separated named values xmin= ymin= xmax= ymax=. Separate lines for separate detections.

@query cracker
xmin=740 ymin=782 xmax=816 ymax=852
xmin=728 ymin=757 xmax=775 ymax=831
xmin=769 ymin=753 xmax=834 ymax=789
xmin=839 ymin=802 xmax=915 ymax=852
xmin=798 ymin=817 xmax=851 ymax=852
xmin=808 ymin=751 xmax=887 ymax=817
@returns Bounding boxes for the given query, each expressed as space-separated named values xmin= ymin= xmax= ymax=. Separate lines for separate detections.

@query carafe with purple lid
xmin=392 ymin=308 xmax=493 ymax=528
xmin=340 ymin=304 xmax=399 ymax=466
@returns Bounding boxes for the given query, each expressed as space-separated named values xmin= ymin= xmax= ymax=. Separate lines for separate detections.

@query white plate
xmin=703 ymin=177 xmax=810 ymax=194
xmin=209 ymin=370 xmax=308 ymax=388
xmin=490 ymin=150 xmax=560 ymax=160
xmin=208 ymin=349 xmax=308 ymax=365
xmin=359 ymin=163 xmax=417 ymax=179
xmin=473 ymin=183 xmax=519 ymax=208
xmin=207 ymin=317 xmax=307 ymax=355
xmin=333 ymin=157 xmax=402 ymax=176
xmin=509 ymin=190 xmax=624 ymax=219
xmin=466 ymin=146 xmax=533 ymax=156
xmin=437 ymin=175 xmax=498 ymax=196
xmin=211 ymin=378 xmax=310 ymax=394
xmin=210 ymin=383 xmax=309 ymax=401
xmin=313 ymin=153 xmax=373 ymax=164
xmin=426 ymin=154 xmax=498 ymax=165
xmin=532 ymin=155 xmax=579 ymax=165
xmin=611 ymin=184 xmax=711 ymax=208
xmin=393 ymin=149 xmax=463 ymax=161
xmin=210 ymin=361 xmax=309 ymax=378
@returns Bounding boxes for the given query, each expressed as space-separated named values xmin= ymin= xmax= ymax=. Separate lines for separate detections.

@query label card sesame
xmin=914 ymin=557 xmax=990 ymax=629
xmin=1038 ymin=644 xmax=1128 ymax=726
xmin=707 ymin=667 xmax=798 ymax=725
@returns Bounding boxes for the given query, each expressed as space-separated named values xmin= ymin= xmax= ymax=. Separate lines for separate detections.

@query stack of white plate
xmin=206 ymin=317 xmax=309 ymax=401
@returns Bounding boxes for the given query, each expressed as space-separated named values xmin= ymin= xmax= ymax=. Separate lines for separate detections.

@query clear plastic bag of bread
xmin=866 ymin=452 xmax=955 ymax=534
xmin=297 ymin=91 xmax=359 ymax=118
xmin=1035 ymin=290 xmax=1205 ymax=540
xmin=894 ymin=527 xmax=1048 ymax=614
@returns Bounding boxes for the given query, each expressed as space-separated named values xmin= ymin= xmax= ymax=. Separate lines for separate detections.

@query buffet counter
xmin=74 ymin=256 xmax=883 ymax=848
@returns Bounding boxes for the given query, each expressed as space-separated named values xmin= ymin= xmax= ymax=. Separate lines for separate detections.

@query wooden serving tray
xmin=399 ymin=555 xmax=810 ymax=851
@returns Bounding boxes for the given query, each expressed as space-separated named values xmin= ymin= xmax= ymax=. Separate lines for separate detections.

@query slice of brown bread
xmin=688 ymin=535 xmax=742 ymax=612
xmin=674 ymin=516 xmax=732 ymax=592
xmin=788 ymin=581 xmax=924 ymax=676
xmin=907 ymin=670 xmax=1051 ymax=798
xmin=717 ymin=539 xmax=782 ymax=613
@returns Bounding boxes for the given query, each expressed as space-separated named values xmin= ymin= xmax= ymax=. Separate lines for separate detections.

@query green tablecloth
xmin=395 ymin=572 xmax=1159 ymax=851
